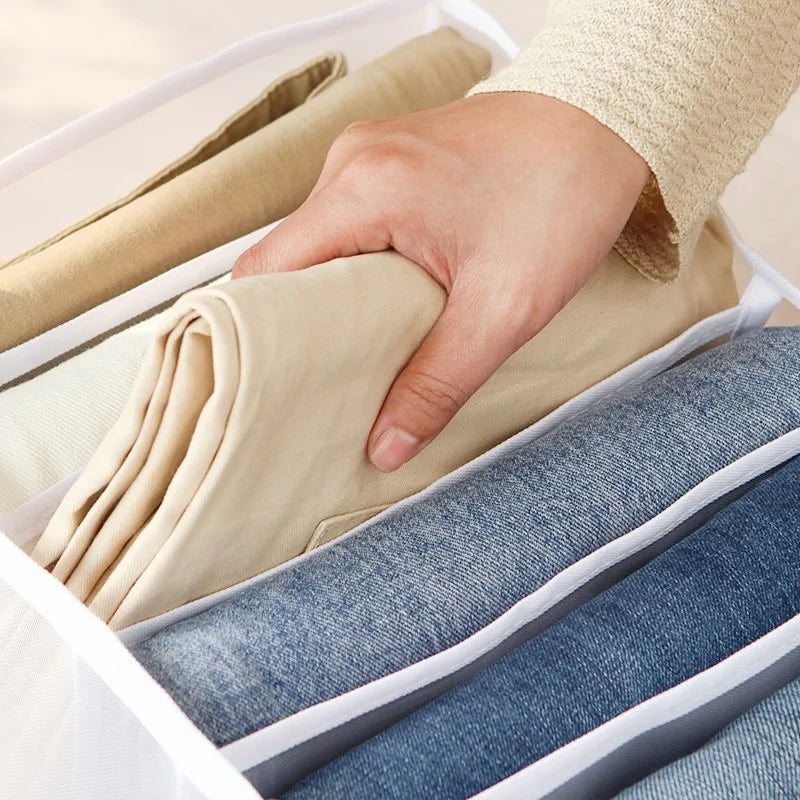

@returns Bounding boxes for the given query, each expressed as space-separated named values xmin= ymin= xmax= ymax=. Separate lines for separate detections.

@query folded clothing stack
xmin=130 ymin=328 xmax=800 ymax=754
xmin=30 ymin=212 xmax=735 ymax=630
xmin=7 ymin=24 xmax=739 ymax=636
xmin=282 ymin=451 xmax=800 ymax=798
xmin=0 ymin=26 xmax=490 ymax=351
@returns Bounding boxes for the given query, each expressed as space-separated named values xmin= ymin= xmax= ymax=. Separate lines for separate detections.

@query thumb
xmin=368 ymin=290 xmax=515 ymax=472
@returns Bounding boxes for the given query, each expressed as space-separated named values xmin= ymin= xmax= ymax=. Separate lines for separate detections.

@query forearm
xmin=471 ymin=0 xmax=800 ymax=281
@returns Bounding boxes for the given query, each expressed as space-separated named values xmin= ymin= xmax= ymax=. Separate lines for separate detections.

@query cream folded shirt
xmin=31 ymin=215 xmax=737 ymax=629
xmin=0 ymin=27 xmax=490 ymax=351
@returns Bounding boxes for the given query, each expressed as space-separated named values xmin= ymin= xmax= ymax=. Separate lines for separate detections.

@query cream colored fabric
xmin=470 ymin=0 xmax=800 ymax=282
xmin=0 ymin=275 xmax=231 ymax=517
xmin=0 ymin=28 xmax=490 ymax=351
xmin=31 ymin=215 xmax=737 ymax=630
xmin=0 ymin=318 xmax=157 ymax=516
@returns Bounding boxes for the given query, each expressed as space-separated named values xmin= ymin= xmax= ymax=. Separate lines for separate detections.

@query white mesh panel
xmin=0 ymin=533 xmax=258 ymax=800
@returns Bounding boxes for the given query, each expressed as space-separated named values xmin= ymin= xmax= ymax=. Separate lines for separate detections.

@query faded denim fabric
xmin=618 ymin=677 xmax=800 ymax=799
xmin=131 ymin=328 xmax=800 ymax=748
xmin=287 ymin=454 xmax=800 ymax=800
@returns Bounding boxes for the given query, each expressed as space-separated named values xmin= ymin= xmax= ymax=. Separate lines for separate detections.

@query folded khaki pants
xmin=0 ymin=27 xmax=490 ymax=351
xmin=31 ymin=215 xmax=738 ymax=629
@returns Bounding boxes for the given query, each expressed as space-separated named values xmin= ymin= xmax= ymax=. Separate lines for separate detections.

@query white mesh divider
xmin=0 ymin=533 xmax=259 ymax=800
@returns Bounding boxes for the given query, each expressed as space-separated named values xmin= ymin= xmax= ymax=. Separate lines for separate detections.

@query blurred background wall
xmin=1 ymin=0 xmax=797 ymax=317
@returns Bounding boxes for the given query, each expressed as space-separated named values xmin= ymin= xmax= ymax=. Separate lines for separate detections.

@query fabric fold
xmin=0 ymin=27 xmax=491 ymax=351
xmin=32 ymin=217 xmax=737 ymax=629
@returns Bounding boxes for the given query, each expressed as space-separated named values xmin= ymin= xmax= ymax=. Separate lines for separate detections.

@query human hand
xmin=232 ymin=92 xmax=649 ymax=472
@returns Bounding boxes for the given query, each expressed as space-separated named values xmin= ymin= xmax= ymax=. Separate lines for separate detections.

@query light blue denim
xmin=131 ymin=328 xmax=800 ymax=748
xmin=286 ymin=453 xmax=800 ymax=800
xmin=617 ymin=677 xmax=800 ymax=799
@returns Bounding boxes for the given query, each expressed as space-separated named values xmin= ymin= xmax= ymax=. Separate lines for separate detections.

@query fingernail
xmin=369 ymin=426 xmax=421 ymax=472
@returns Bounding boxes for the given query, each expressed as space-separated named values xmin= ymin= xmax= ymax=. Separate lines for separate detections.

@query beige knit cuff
xmin=469 ymin=56 xmax=686 ymax=283
xmin=469 ymin=0 xmax=800 ymax=283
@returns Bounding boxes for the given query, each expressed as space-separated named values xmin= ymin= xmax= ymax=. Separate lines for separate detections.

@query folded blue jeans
xmin=131 ymin=328 xmax=800 ymax=748
xmin=617 ymin=676 xmax=800 ymax=799
xmin=286 ymin=453 xmax=800 ymax=799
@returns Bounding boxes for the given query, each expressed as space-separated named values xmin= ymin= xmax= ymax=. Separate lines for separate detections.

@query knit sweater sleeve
xmin=469 ymin=0 xmax=800 ymax=281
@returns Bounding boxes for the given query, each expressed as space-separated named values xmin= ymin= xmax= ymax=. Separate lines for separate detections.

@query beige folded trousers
xmin=32 ymin=216 xmax=737 ymax=629
xmin=0 ymin=27 xmax=490 ymax=351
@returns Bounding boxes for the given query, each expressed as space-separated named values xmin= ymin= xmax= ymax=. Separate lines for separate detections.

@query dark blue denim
xmin=618 ymin=676 xmax=800 ymax=799
xmin=131 ymin=328 xmax=800 ymax=748
xmin=286 ymin=454 xmax=800 ymax=800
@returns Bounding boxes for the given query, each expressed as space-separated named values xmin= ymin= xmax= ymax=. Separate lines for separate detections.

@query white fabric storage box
xmin=215 ymin=417 xmax=800 ymax=799
xmin=2 ymin=1 xmax=800 ymax=798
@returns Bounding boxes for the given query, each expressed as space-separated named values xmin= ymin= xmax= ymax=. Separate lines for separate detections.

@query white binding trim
xmin=0 ymin=530 xmax=260 ymax=800
xmin=437 ymin=0 xmax=520 ymax=57
xmin=475 ymin=612 xmax=800 ymax=799
xmin=219 ymin=428 xmax=800 ymax=772
xmin=719 ymin=207 xmax=800 ymax=314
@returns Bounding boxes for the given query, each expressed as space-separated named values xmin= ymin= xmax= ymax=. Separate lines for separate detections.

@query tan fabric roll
xmin=0 ymin=28 xmax=491 ymax=351
xmin=31 ymin=214 xmax=737 ymax=630
xmin=3 ymin=52 xmax=347 ymax=269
